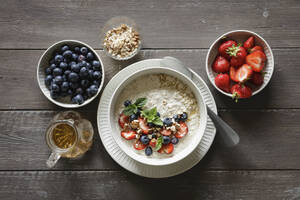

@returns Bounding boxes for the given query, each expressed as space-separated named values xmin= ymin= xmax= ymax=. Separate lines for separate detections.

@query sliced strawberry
xmin=230 ymin=66 xmax=239 ymax=82
xmin=249 ymin=46 xmax=263 ymax=53
xmin=215 ymin=73 xmax=230 ymax=93
xmin=161 ymin=129 xmax=172 ymax=136
xmin=235 ymin=64 xmax=253 ymax=83
xmin=231 ymin=84 xmax=252 ymax=102
xmin=138 ymin=117 xmax=150 ymax=134
xmin=157 ymin=147 xmax=164 ymax=154
xmin=163 ymin=143 xmax=174 ymax=154
xmin=243 ymin=36 xmax=254 ymax=50
xmin=175 ymin=122 xmax=188 ymax=138
xmin=251 ymin=72 xmax=264 ymax=86
xmin=133 ymin=139 xmax=147 ymax=150
xmin=149 ymin=139 xmax=157 ymax=148
xmin=121 ymin=130 xmax=136 ymax=140
xmin=118 ymin=113 xmax=129 ymax=129
xmin=246 ymin=51 xmax=266 ymax=72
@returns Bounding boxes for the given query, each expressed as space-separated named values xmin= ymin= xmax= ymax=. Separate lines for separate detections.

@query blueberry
xmin=63 ymin=58 xmax=69 ymax=63
xmin=80 ymin=47 xmax=88 ymax=55
xmin=148 ymin=122 xmax=154 ymax=128
xmin=86 ymin=52 xmax=94 ymax=60
xmin=69 ymin=61 xmax=76 ymax=67
xmin=61 ymin=82 xmax=69 ymax=92
xmin=50 ymin=90 xmax=59 ymax=99
xmin=88 ymin=70 xmax=94 ymax=79
xmin=68 ymin=72 xmax=79 ymax=82
xmin=69 ymin=82 xmax=79 ymax=89
xmin=86 ymin=88 xmax=92 ymax=97
xmin=140 ymin=135 xmax=150 ymax=145
xmin=89 ymin=85 xmax=98 ymax=96
xmin=53 ymin=68 xmax=63 ymax=76
xmin=79 ymin=67 xmax=88 ymax=78
xmin=45 ymin=67 xmax=52 ymax=75
xmin=45 ymin=75 xmax=53 ymax=86
xmin=71 ymin=64 xmax=80 ymax=73
xmin=62 ymin=50 xmax=72 ymax=59
xmin=152 ymin=133 xmax=157 ymax=139
xmin=129 ymin=114 xmax=138 ymax=122
xmin=145 ymin=146 xmax=152 ymax=156
xmin=93 ymin=71 xmax=102 ymax=80
xmin=53 ymin=75 xmax=63 ymax=85
xmin=49 ymin=59 xmax=55 ymax=64
xmin=72 ymin=53 xmax=78 ymax=61
xmin=62 ymin=75 xmax=67 ymax=82
xmin=157 ymin=112 xmax=160 ymax=117
xmin=180 ymin=112 xmax=188 ymax=122
xmin=51 ymin=83 xmax=60 ymax=92
xmin=67 ymin=89 xmax=73 ymax=96
xmin=74 ymin=47 xmax=80 ymax=53
xmin=64 ymin=70 xmax=71 ymax=76
xmin=80 ymin=79 xmax=90 ymax=88
xmin=173 ymin=114 xmax=180 ymax=122
xmin=78 ymin=55 xmax=86 ymax=62
xmin=59 ymin=62 xmax=68 ymax=71
xmin=171 ymin=137 xmax=179 ymax=145
xmin=61 ymin=45 xmax=69 ymax=52
xmin=124 ymin=100 xmax=131 ymax=107
xmin=72 ymin=94 xmax=84 ymax=105
xmin=86 ymin=62 xmax=91 ymax=69
xmin=49 ymin=63 xmax=56 ymax=70
xmin=163 ymin=118 xmax=173 ymax=126
xmin=162 ymin=136 xmax=171 ymax=145
xmin=92 ymin=60 xmax=101 ymax=70
xmin=92 ymin=80 xmax=100 ymax=87
xmin=75 ymin=87 xmax=83 ymax=94
xmin=79 ymin=60 xmax=87 ymax=68
xmin=54 ymin=55 xmax=64 ymax=64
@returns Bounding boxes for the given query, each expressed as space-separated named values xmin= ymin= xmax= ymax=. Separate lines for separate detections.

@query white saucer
xmin=97 ymin=58 xmax=217 ymax=178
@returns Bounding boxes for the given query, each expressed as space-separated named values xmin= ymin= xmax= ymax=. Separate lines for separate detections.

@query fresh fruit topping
xmin=162 ymin=136 xmax=171 ymax=145
xmin=227 ymin=45 xmax=247 ymax=67
xmin=149 ymin=138 xmax=157 ymax=148
xmin=231 ymin=84 xmax=252 ymax=102
xmin=249 ymin=46 xmax=263 ymax=53
xmin=173 ymin=114 xmax=180 ymax=122
xmin=129 ymin=114 xmax=138 ymax=122
xmin=180 ymin=112 xmax=188 ymax=122
xmin=138 ymin=117 xmax=150 ymax=134
xmin=161 ymin=129 xmax=172 ymax=136
xmin=218 ymin=40 xmax=237 ymax=59
xmin=145 ymin=146 xmax=153 ymax=156
xmin=215 ymin=73 xmax=230 ymax=93
xmin=251 ymin=72 xmax=264 ymax=86
xmin=212 ymin=56 xmax=230 ymax=73
xmin=122 ymin=98 xmax=147 ymax=116
xmin=133 ymin=139 xmax=147 ymax=150
xmin=171 ymin=137 xmax=179 ymax=145
xmin=121 ymin=130 xmax=137 ymax=140
xmin=235 ymin=64 xmax=253 ymax=83
xmin=124 ymin=100 xmax=132 ymax=107
xmin=140 ymin=135 xmax=150 ymax=144
xmin=163 ymin=143 xmax=174 ymax=154
xmin=141 ymin=107 xmax=163 ymax=126
xmin=246 ymin=51 xmax=266 ymax=72
xmin=118 ymin=113 xmax=129 ymax=128
xmin=175 ymin=122 xmax=188 ymax=138
xmin=243 ymin=36 xmax=255 ymax=50
xmin=163 ymin=118 xmax=173 ymax=126
xmin=230 ymin=66 xmax=239 ymax=82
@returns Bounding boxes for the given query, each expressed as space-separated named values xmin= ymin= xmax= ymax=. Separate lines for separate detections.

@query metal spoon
xmin=207 ymin=106 xmax=240 ymax=147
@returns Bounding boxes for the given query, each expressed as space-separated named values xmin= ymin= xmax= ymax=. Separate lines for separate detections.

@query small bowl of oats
xmin=102 ymin=17 xmax=141 ymax=61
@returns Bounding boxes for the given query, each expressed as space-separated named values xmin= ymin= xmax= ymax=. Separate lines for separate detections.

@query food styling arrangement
xmin=37 ymin=18 xmax=273 ymax=178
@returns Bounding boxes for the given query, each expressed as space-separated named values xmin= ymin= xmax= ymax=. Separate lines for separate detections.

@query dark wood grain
xmin=0 ymin=110 xmax=299 ymax=170
xmin=0 ymin=170 xmax=300 ymax=200
xmin=0 ymin=0 xmax=299 ymax=49
xmin=0 ymin=49 xmax=299 ymax=110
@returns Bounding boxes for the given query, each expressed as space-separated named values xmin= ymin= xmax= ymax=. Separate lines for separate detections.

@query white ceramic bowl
xmin=206 ymin=30 xmax=274 ymax=98
xmin=37 ymin=40 xmax=105 ymax=108
xmin=108 ymin=64 xmax=207 ymax=166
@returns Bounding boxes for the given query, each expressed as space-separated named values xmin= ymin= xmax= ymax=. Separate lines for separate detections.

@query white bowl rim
xmin=205 ymin=29 xmax=274 ymax=98
xmin=108 ymin=65 xmax=207 ymax=166
xmin=37 ymin=39 xmax=105 ymax=108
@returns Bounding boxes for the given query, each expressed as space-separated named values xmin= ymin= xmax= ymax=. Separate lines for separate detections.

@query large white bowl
xmin=206 ymin=30 xmax=274 ymax=98
xmin=108 ymin=60 xmax=207 ymax=166
xmin=37 ymin=40 xmax=105 ymax=108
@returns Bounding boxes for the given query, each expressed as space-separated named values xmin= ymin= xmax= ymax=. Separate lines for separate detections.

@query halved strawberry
xmin=133 ymin=139 xmax=147 ymax=150
xmin=231 ymin=84 xmax=252 ymax=102
xmin=157 ymin=147 xmax=164 ymax=154
xmin=138 ymin=117 xmax=150 ymax=134
xmin=118 ymin=113 xmax=129 ymax=129
xmin=246 ymin=51 xmax=266 ymax=72
xmin=157 ymin=143 xmax=174 ymax=154
xmin=230 ymin=66 xmax=239 ymax=82
xmin=249 ymin=46 xmax=263 ymax=53
xmin=161 ymin=129 xmax=172 ymax=136
xmin=175 ymin=122 xmax=188 ymax=138
xmin=149 ymin=139 xmax=156 ymax=148
xmin=121 ymin=130 xmax=136 ymax=140
xmin=235 ymin=64 xmax=253 ymax=83
xmin=243 ymin=36 xmax=254 ymax=50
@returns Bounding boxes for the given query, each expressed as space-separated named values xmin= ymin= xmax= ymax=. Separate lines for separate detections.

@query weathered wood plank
xmin=0 ymin=0 xmax=299 ymax=48
xmin=0 ymin=170 xmax=300 ymax=200
xmin=0 ymin=110 xmax=299 ymax=170
xmin=0 ymin=49 xmax=299 ymax=109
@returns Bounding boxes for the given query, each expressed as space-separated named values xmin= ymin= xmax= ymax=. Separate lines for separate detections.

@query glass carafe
xmin=45 ymin=111 xmax=94 ymax=168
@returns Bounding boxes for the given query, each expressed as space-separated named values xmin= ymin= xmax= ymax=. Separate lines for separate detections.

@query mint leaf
xmin=122 ymin=104 xmax=137 ymax=116
xmin=155 ymin=136 xmax=163 ymax=151
xmin=134 ymin=98 xmax=147 ymax=108
xmin=152 ymin=117 xmax=163 ymax=126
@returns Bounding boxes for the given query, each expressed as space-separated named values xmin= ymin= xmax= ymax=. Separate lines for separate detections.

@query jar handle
xmin=46 ymin=152 xmax=61 ymax=168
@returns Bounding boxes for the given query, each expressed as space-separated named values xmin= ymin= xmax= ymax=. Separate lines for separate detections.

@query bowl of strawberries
xmin=206 ymin=30 xmax=274 ymax=101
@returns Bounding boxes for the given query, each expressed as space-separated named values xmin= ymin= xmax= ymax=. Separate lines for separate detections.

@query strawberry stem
xmin=232 ymin=92 xmax=239 ymax=103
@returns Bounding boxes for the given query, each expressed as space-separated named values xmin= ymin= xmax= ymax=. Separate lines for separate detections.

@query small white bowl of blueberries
xmin=37 ymin=40 xmax=105 ymax=108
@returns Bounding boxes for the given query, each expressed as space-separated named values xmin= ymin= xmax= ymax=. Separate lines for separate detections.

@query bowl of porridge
xmin=108 ymin=65 xmax=207 ymax=166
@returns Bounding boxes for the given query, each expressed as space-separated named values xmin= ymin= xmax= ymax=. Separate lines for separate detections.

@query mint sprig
xmin=122 ymin=98 xmax=147 ymax=116
xmin=141 ymin=107 xmax=163 ymax=126
xmin=155 ymin=136 xmax=163 ymax=151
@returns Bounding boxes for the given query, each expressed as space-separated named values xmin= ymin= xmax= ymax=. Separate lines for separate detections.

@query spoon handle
xmin=207 ymin=106 xmax=240 ymax=147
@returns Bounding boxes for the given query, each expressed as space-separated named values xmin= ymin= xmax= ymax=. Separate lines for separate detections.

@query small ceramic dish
xmin=206 ymin=30 xmax=274 ymax=98
xmin=37 ymin=40 xmax=105 ymax=108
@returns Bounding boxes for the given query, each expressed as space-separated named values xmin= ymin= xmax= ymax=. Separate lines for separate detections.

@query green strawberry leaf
xmin=155 ymin=136 xmax=163 ymax=151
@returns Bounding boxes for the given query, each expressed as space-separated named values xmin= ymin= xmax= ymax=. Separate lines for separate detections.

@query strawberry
xmin=235 ymin=64 xmax=253 ymax=83
xmin=161 ymin=129 xmax=172 ymax=136
xmin=249 ymin=46 xmax=263 ymax=53
xmin=175 ymin=122 xmax=188 ymax=138
xmin=212 ymin=56 xmax=230 ymax=73
xmin=138 ymin=117 xmax=150 ymax=134
xmin=163 ymin=143 xmax=174 ymax=154
xmin=246 ymin=51 xmax=266 ymax=72
xmin=215 ymin=73 xmax=230 ymax=93
xmin=118 ymin=113 xmax=129 ymax=129
xmin=133 ymin=139 xmax=147 ymax=150
xmin=121 ymin=130 xmax=136 ymax=140
xmin=218 ymin=40 xmax=237 ymax=59
xmin=157 ymin=147 xmax=164 ymax=154
xmin=231 ymin=84 xmax=252 ymax=102
xmin=149 ymin=139 xmax=156 ymax=148
xmin=227 ymin=45 xmax=247 ymax=67
xmin=230 ymin=66 xmax=239 ymax=82
xmin=251 ymin=72 xmax=264 ymax=86
xmin=243 ymin=36 xmax=254 ymax=50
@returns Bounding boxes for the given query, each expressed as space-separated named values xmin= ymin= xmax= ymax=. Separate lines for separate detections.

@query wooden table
xmin=0 ymin=0 xmax=300 ymax=199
